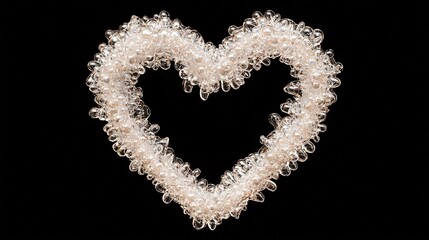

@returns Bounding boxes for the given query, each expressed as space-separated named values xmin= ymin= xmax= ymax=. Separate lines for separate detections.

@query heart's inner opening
xmin=140 ymin=60 xmax=292 ymax=183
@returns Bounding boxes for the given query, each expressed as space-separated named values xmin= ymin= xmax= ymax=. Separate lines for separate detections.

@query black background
xmin=1 ymin=1 xmax=428 ymax=239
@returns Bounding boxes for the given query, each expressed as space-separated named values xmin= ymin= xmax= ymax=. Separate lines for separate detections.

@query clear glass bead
xmin=162 ymin=193 xmax=173 ymax=204
xmin=208 ymin=220 xmax=217 ymax=231
xmin=251 ymin=192 xmax=265 ymax=202
xmin=268 ymin=113 xmax=282 ymax=128
xmin=279 ymin=165 xmax=291 ymax=176
xmin=303 ymin=141 xmax=316 ymax=153
xmin=266 ymin=180 xmax=277 ymax=192
xmin=288 ymin=160 xmax=298 ymax=171
xmin=192 ymin=218 xmax=205 ymax=230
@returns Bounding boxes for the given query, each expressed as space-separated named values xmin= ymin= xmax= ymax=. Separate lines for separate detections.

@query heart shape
xmin=87 ymin=10 xmax=342 ymax=230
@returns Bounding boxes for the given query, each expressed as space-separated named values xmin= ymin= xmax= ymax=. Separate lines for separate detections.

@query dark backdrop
xmin=1 ymin=1 xmax=428 ymax=239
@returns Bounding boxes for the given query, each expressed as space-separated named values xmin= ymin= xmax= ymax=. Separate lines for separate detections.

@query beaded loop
xmin=87 ymin=10 xmax=341 ymax=230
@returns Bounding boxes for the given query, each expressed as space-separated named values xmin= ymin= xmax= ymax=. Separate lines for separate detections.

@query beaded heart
xmin=87 ymin=10 xmax=342 ymax=230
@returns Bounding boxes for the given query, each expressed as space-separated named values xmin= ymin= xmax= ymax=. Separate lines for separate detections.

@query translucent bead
xmin=253 ymin=62 xmax=262 ymax=71
xmin=221 ymin=80 xmax=231 ymax=92
xmin=311 ymin=29 xmax=324 ymax=45
xmin=252 ymin=11 xmax=263 ymax=20
xmin=296 ymin=21 xmax=305 ymax=32
xmin=297 ymin=149 xmax=308 ymax=162
xmin=175 ymin=61 xmax=185 ymax=71
xmin=192 ymin=168 xmax=201 ymax=178
xmin=335 ymin=62 xmax=344 ymax=72
xmin=112 ymin=142 xmax=126 ymax=157
xmin=312 ymin=135 xmax=321 ymax=143
xmin=162 ymin=193 xmax=173 ymax=204
xmin=284 ymin=81 xmax=301 ymax=97
xmin=87 ymin=61 xmax=100 ymax=71
xmin=208 ymin=220 xmax=216 ymax=231
xmin=85 ymin=75 xmax=96 ymax=88
xmin=104 ymin=29 xmax=116 ymax=40
xmin=199 ymin=88 xmax=209 ymax=101
xmin=207 ymin=184 xmax=215 ymax=193
xmin=302 ymin=26 xmax=313 ymax=38
xmin=210 ymin=82 xmax=220 ymax=93
xmin=243 ymin=71 xmax=251 ymax=78
xmin=251 ymin=192 xmax=265 ymax=202
xmin=152 ymin=14 xmax=160 ymax=21
xmin=155 ymin=137 xmax=169 ymax=153
xmin=318 ymin=124 xmax=327 ymax=132
xmin=154 ymin=144 xmax=164 ymax=155
xmin=258 ymin=146 xmax=268 ymax=155
xmin=268 ymin=113 xmax=282 ymax=128
xmin=88 ymin=107 xmax=100 ymax=119
xmin=264 ymin=10 xmax=275 ymax=20
xmin=231 ymin=77 xmax=244 ymax=89
xmin=279 ymin=165 xmax=291 ymax=176
xmin=280 ymin=99 xmax=294 ymax=113
xmin=303 ymin=141 xmax=316 ymax=153
xmin=228 ymin=25 xmax=239 ymax=35
xmin=172 ymin=157 xmax=183 ymax=169
xmin=163 ymin=152 xmax=175 ymax=164
xmin=290 ymin=152 xmax=299 ymax=162
xmin=272 ymin=13 xmax=281 ymax=22
xmin=325 ymin=91 xmax=337 ymax=105
xmin=129 ymin=15 xmax=140 ymax=23
xmin=147 ymin=124 xmax=160 ymax=134
xmin=159 ymin=10 xmax=170 ymax=19
xmin=172 ymin=19 xmax=183 ymax=30
xmin=279 ymin=56 xmax=293 ymax=65
xmin=197 ymin=178 xmax=208 ymax=189
xmin=129 ymin=160 xmax=139 ymax=172
xmin=325 ymin=49 xmax=335 ymax=58
xmin=98 ymin=43 xmax=107 ymax=52
xmin=226 ymin=171 xmax=236 ymax=182
xmin=100 ymin=75 xmax=110 ymax=83
xmin=328 ymin=76 xmax=341 ymax=88
xmin=290 ymin=68 xmax=302 ymax=78
xmin=266 ymin=180 xmax=277 ymax=192
xmin=179 ymin=69 xmax=188 ymax=79
xmin=155 ymin=182 xmax=166 ymax=193
xmin=317 ymin=112 xmax=327 ymax=122
xmin=183 ymin=80 xmax=193 ymax=93
xmin=262 ymin=58 xmax=271 ymax=66
xmin=108 ymin=133 xmax=117 ymax=142
xmin=280 ymin=18 xmax=295 ymax=29
xmin=165 ymin=146 xmax=174 ymax=156
xmin=137 ymin=66 xmax=146 ymax=75
xmin=243 ymin=18 xmax=257 ymax=32
xmin=108 ymin=34 xmax=120 ymax=44
xmin=88 ymin=85 xmax=100 ymax=94
xmin=221 ymin=36 xmax=233 ymax=47
xmin=288 ymin=161 xmax=298 ymax=171
xmin=137 ymin=166 xmax=145 ymax=175
xmin=192 ymin=218 xmax=205 ymax=230
xmin=230 ymin=209 xmax=241 ymax=219
xmin=221 ymin=170 xmax=236 ymax=186
xmin=259 ymin=135 xmax=272 ymax=147
xmin=134 ymin=105 xmax=151 ymax=119
xmin=160 ymin=59 xmax=171 ymax=70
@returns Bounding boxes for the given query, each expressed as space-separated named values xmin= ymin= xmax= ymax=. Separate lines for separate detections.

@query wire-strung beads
xmin=87 ymin=10 xmax=342 ymax=230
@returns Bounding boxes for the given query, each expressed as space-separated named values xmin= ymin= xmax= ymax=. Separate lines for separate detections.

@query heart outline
xmin=87 ymin=10 xmax=342 ymax=230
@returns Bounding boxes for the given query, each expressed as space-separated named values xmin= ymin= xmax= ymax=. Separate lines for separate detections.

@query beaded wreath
xmin=87 ymin=10 xmax=342 ymax=230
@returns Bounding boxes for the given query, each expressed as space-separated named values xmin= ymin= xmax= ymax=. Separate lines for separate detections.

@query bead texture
xmin=87 ymin=10 xmax=342 ymax=230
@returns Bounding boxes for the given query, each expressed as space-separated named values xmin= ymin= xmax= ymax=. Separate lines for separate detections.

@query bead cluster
xmin=87 ymin=10 xmax=342 ymax=230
